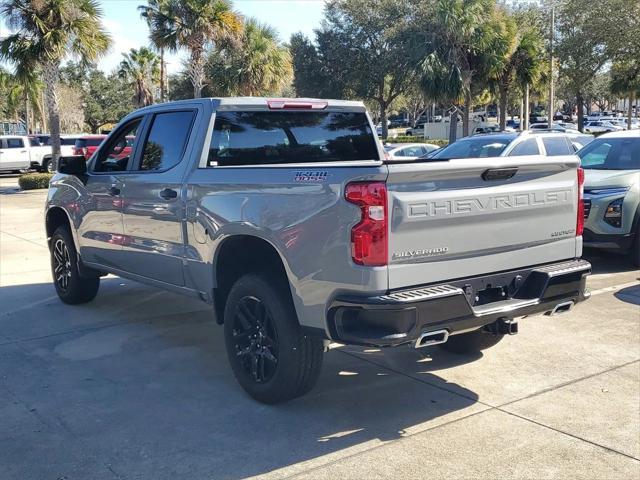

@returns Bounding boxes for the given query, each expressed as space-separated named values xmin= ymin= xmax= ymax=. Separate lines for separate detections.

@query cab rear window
xmin=208 ymin=111 xmax=378 ymax=166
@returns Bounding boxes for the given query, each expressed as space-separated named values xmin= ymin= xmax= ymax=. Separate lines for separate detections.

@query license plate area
xmin=474 ymin=285 xmax=508 ymax=306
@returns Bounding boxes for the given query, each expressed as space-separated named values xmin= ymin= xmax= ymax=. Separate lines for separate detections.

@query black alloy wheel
xmin=232 ymin=296 xmax=279 ymax=383
xmin=52 ymin=237 xmax=72 ymax=291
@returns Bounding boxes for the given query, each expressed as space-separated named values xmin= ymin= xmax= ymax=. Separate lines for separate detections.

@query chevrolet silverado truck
xmin=45 ymin=98 xmax=591 ymax=403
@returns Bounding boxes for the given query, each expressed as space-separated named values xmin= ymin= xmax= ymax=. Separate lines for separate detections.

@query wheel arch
xmin=212 ymin=234 xmax=295 ymax=325
xmin=45 ymin=206 xmax=73 ymax=241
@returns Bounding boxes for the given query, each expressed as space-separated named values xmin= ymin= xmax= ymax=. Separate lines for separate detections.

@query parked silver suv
xmin=578 ymin=130 xmax=640 ymax=265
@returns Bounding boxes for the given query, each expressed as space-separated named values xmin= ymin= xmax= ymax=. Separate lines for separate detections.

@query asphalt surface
xmin=1 ymin=174 xmax=639 ymax=479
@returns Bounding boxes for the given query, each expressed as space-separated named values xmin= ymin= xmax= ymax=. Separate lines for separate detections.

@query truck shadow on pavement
xmin=0 ymin=278 xmax=480 ymax=479
xmin=614 ymin=284 xmax=640 ymax=306
xmin=582 ymin=249 xmax=638 ymax=275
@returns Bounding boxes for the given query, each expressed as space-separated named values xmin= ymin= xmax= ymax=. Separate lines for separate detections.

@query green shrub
xmin=387 ymin=136 xmax=449 ymax=147
xmin=18 ymin=173 xmax=54 ymax=190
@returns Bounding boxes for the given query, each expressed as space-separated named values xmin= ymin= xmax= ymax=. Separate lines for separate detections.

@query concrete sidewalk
xmin=1 ymin=179 xmax=639 ymax=479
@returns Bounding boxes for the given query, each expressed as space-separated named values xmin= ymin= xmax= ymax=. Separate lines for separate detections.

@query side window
xmin=94 ymin=119 xmax=141 ymax=173
xmin=403 ymin=146 xmax=422 ymax=157
xmin=138 ymin=111 xmax=196 ymax=171
xmin=542 ymin=137 xmax=572 ymax=156
xmin=6 ymin=138 xmax=24 ymax=148
xmin=509 ymin=138 xmax=540 ymax=156
xmin=580 ymin=142 xmax=612 ymax=167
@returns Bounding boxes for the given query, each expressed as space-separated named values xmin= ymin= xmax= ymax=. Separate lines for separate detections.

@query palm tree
xmin=0 ymin=68 xmax=46 ymax=132
xmin=0 ymin=0 xmax=110 ymax=163
xmin=139 ymin=0 xmax=243 ymax=99
xmin=208 ymin=19 xmax=292 ymax=97
xmin=491 ymin=16 xmax=545 ymax=130
xmin=610 ymin=59 xmax=640 ymax=130
xmin=119 ymin=47 xmax=161 ymax=108
xmin=419 ymin=0 xmax=499 ymax=141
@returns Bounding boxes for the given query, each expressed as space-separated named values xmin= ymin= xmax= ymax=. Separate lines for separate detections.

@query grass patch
xmin=18 ymin=173 xmax=54 ymax=190
xmin=387 ymin=136 xmax=449 ymax=147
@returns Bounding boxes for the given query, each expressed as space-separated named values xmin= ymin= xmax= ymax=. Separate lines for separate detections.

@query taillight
xmin=577 ymin=167 xmax=585 ymax=236
xmin=267 ymin=99 xmax=328 ymax=110
xmin=345 ymin=182 xmax=388 ymax=266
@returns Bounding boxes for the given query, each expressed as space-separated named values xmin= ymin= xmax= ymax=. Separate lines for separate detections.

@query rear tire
xmin=50 ymin=227 xmax=100 ymax=304
xmin=439 ymin=329 xmax=503 ymax=354
xmin=43 ymin=158 xmax=54 ymax=173
xmin=223 ymin=273 xmax=323 ymax=404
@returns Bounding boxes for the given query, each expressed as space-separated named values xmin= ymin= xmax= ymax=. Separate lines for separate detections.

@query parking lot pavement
xmin=1 ymin=181 xmax=639 ymax=480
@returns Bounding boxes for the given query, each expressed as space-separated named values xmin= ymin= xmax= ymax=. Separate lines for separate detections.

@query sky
xmin=0 ymin=0 xmax=326 ymax=74
xmin=95 ymin=0 xmax=327 ymax=74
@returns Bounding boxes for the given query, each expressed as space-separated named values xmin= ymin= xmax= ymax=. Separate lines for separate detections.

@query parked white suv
xmin=0 ymin=134 xmax=82 ymax=173
xmin=428 ymin=131 xmax=594 ymax=159
xmin=0 ymin=136 xmax=35 ymax=173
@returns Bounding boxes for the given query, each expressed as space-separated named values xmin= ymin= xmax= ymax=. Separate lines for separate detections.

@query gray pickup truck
xmin=46 ymin=98 xmax=591 ymax=403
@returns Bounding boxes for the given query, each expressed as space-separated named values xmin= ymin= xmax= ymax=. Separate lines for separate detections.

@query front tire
xmin=223 ymin=273 xmax=323 ymax=404
xmin=439 ymin=329 xmax=504 ymax=354
xmin=50 ymin=227 xmax=100 ymax=304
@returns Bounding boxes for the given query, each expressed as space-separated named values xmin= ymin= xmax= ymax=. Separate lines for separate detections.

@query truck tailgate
xmin=386 ymin=155 xmax=581 ymax=289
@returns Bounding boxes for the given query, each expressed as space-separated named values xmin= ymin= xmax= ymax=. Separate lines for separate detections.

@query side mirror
xmin=58 ymin=155 xmax=87 ymax=176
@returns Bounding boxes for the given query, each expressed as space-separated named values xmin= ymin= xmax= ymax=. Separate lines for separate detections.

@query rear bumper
xmin=583 ymin=228 xmax=635 ymax=251
xmin=327 ymin=259 xmax=591 ymax=347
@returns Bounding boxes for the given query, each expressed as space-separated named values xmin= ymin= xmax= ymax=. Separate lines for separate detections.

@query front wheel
xmin=223 ymin=273 xmax=323 ymax=404
xmin=50 ymin=227 xmax=100 ymax=304
xmin=439 ymin=329 xmax=504 ymax=354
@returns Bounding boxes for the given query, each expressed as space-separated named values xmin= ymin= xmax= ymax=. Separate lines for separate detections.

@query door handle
xmin=108 ymin=186 xmax=121 ymax=196
xmin=482 ymin=167 xmax=518 ymax=181
xmin=159 ymin=188 xmax=178 ymax=200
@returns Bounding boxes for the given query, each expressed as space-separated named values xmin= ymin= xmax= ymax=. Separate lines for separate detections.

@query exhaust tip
xmin=415 ymin=329 xmax=449 ymax=349
xmin=549 ymin=301 xmax=574 ymax=316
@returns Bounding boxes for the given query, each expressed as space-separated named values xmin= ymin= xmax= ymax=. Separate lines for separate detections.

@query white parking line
xmin=589 ymin=281 xmax=640 ymax=296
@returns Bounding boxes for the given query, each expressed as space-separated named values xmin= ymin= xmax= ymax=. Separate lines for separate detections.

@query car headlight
xmin=603 ymin=198 xmax=623 ymax=228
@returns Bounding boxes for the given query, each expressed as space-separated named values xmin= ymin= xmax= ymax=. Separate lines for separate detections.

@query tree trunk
xmin=519 ymin=97 xmax=523 ymax=130
xmin=576 ymin=91 xmax=585 ymax=132
xmin=448 ymin=107 xmax=458 ymax=144
xmin=380 ymin=103 xmax=388 ymax=139
xmin=189 ymin=46 xmax=205 ymax=99
xmin=498 ymin=85 xmax=508 ymax=131
xmin=629 ymin=92 xmax=634 ymax=131
xmin=43 ymin=60 xmax=62 ymax=166
xmin=39 ymin=93 xmax=47 ymax=133
xmin=523 ymin=84 xmax=530 ymax=130
xmin=462 ymin=92 xmax=471 ymax=137
xmin=160 ymin=48 xmax=165 ymax=102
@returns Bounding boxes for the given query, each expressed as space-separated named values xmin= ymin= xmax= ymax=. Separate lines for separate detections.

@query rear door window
xmin=6 ymin=138 xmax=24 ymax=148
xmin=509 ymin=138 xmax=540 ymax=156
xmin=138 ymin=110 xmax=196 ymax=171
xmin=208 ymin=111 xmax=378 ymax=166
xmin=542 ymin=137 xmax=573 ymax=156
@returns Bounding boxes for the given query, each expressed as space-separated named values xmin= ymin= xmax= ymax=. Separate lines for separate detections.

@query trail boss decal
xmin=294 ymin=171 xmax=328 ymax=182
